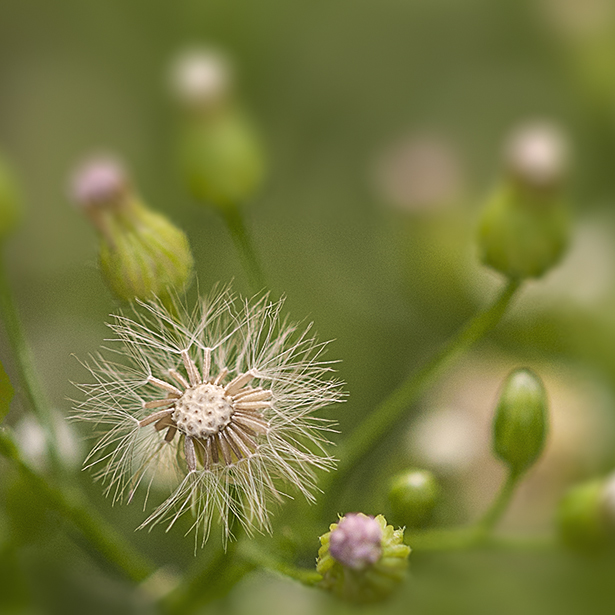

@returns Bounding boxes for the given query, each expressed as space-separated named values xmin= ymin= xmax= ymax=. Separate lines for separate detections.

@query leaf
xmin=0 ymin=358 xmax=14 ymax=422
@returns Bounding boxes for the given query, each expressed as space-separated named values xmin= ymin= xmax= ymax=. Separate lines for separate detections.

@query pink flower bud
xmin=328 ymin=513 xmax=382 ymax=570
xmin=70 ymin=157 xmax=127 ymax=208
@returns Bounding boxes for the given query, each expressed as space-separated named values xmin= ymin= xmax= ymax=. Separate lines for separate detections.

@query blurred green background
xmin=2 ymin=0 xmax=615 ymax=613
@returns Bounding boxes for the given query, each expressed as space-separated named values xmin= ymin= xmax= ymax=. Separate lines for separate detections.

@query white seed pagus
xmin=74 ymin=287 xmax=344 ymax=545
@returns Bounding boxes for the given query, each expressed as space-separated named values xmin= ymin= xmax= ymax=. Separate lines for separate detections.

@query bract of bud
xmin=72 ymin=158 xmax=194 ymax=302
xmin=0 ymin=154 xmax=22 ymax=242
xmin=98 ymin=203 xmax=194 ymax=302
xmin=493 ymin=368 xmax=548 ymax=475
xmin=180 ymin=107 xmax=266 ymax=211
xmin=557 ymin=478 xmax=615 ymax=552
xmin=478 ymin=181 xmax=570 ymax=280
xmin=317 ymin=513 xmax=410 ymax=604
xmin=388 ymin=469 xmax=440 ymax=528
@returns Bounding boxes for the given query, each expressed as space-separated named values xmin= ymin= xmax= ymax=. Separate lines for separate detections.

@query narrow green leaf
xmin=0 ymin=359 xmax=14 ymax=422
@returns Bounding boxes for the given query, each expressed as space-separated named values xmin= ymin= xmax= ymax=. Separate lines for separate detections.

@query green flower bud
xmin=493 ymin=368 xmax=548 ymax=475
xmin=71 ymin=157 xmax=194 ymax=302
xmin=478 ymin=123 xmax=570 ymax=279
xmin=170 ymin=48 xmax=266 ymax=211
xmin=0 ymin=154 xmax=22 ymax=242
xmin=317 ymin=513 xmax=410 ymax=604
xmin=180 ymin=108 xmax=266 ymax=211
xmin=388 ymin=469 xmax=440 ymax=528
xmin=557 ymin=478 xmax=615 ymax=553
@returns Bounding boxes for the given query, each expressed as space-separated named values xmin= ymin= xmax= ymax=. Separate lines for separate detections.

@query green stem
xmin=0 ymin=428 xmax=155 ymax=583
xmin=222 ymin=205 xmax=267 ymax=292
xmin=407 ymin=526 xmax=556 ymax=553
xmin=476 ymin=468 xmax=521 ymax=534
xmin=162 ymin=543 xmax=249 ymax=614
xmin=162 ymin=486 xmax=246 ymax=613
xmin=238 ymin=541 xmax=322 ymax=587
xmin=0 ymin=251 xmax=63 ymax=474
xmin=324 ymin=278 xmax=521 ymax=500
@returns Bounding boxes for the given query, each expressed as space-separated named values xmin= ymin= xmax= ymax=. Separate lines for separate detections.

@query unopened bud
xmin=0 ymin=154 xmax=22 ymax=242
xmin=557 ymin=477 xmax=615 ymax=552
xmin=71 ymin=157 xmax=194 ymax=302
xmin=170 ymin=49 xmax=266 ymax=211
xmin=179 ymin=108 xmax=266 ymax=211
xmin=493 ymin=368 xmax=548 ymax=475
xmin=317 ymin=513 xmax=410 ymax=604
xmin=478 ymin=123 xmax=570 ymax=280
xmin=329 ymin=513 xmax=382 ymax=570
xmin=388 ymin=469 xmax=440 ymax=528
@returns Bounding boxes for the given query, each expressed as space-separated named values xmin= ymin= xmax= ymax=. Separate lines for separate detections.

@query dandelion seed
xmin=74 ymin=286 xmax=344 ymax=545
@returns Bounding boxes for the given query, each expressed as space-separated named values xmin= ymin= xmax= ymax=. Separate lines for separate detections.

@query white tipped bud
xmin=170 ymin=48 xmax=233 ymax=109
xmin=70 ymin=156 xmax=127 ymax=208
xmin=504 ymin=122 xmax=569 ymax=189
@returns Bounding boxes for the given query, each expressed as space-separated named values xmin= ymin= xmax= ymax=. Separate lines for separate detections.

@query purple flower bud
xmin=329 ymin=513 xmax=382 ymax=570
xmin=70 ymin=157 xmax=127 ymax=208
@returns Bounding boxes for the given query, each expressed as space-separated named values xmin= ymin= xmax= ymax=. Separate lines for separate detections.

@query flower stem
xmin=0 ymin=427 xmax=155 ymax=583
xmin=476 ymin=468 xmax=521 ymax=534
xmin=238 ymin=540 xmax=322 ymax=586
xmin=407 ymin=526 xmax=556 ymax=553
xmin=324 ymin=278 xmax=521 ymax=502
xmin=162 ymin=542 xmax=251 ymax=614
xmin=0 ymin=251 xmax=63 ymax=474
xmin=162 ymin=485 xmax=248 ymax=613
xmin=221 ymin=205 xmax=266 ymax=292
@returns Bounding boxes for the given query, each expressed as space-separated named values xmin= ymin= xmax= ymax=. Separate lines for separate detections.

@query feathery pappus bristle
xmin=73 ymin=286 xmax=344 ymax=546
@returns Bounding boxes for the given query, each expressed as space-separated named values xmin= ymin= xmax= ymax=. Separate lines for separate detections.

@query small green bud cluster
xmin=478 ymin=122 xmax=570 ymax=280
xmin=492 ymin=368 xmax=549 ymax=476
xmin=71 ymin=157 xmax=194 ymax=302
xmin=388 ymin=468 xmax=440 ymax=528
xmin=0 ymin=153 xmax=22 ymax=242
xmin=557 ymin=475 xmax=615 ymax=553
xmin=171 ymin=48 xmax=266 ymax=211
xmin=317 ymin=513 xmax=410 ymax=604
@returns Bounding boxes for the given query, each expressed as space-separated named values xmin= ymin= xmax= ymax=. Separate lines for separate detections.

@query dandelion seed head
xmin=173 ymin=383 xmax=236 ymax=438
xmin=74 ymin=286 xmax=344 ymax=545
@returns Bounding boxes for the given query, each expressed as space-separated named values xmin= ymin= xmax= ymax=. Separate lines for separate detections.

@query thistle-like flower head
xmin=328 ymin=513 xmax=383 ymax=570
xmin=317 ymin=513 xmax=411 ymax=604
xmin=74 ymin=287 xmax=343 ymax=544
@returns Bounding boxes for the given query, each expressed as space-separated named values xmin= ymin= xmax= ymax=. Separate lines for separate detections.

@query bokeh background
xmin=2 ymin=0 xmax=615 ymax=613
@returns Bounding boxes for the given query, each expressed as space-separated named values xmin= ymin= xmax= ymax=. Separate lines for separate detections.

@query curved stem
xmin=0 ymin=251 xmax=63 ymax=474
xmin=222 ymin=205 xmax=267 ymax=293
xmin=323 ymin=278 xmax=521 ymax=501
xmin=0 ymin=428 xmax=155 ymax=583
xmin=476 ymin=468 xmax=521 ymax=534
xmin=238 ymin=540 xmax=322 ymax=586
